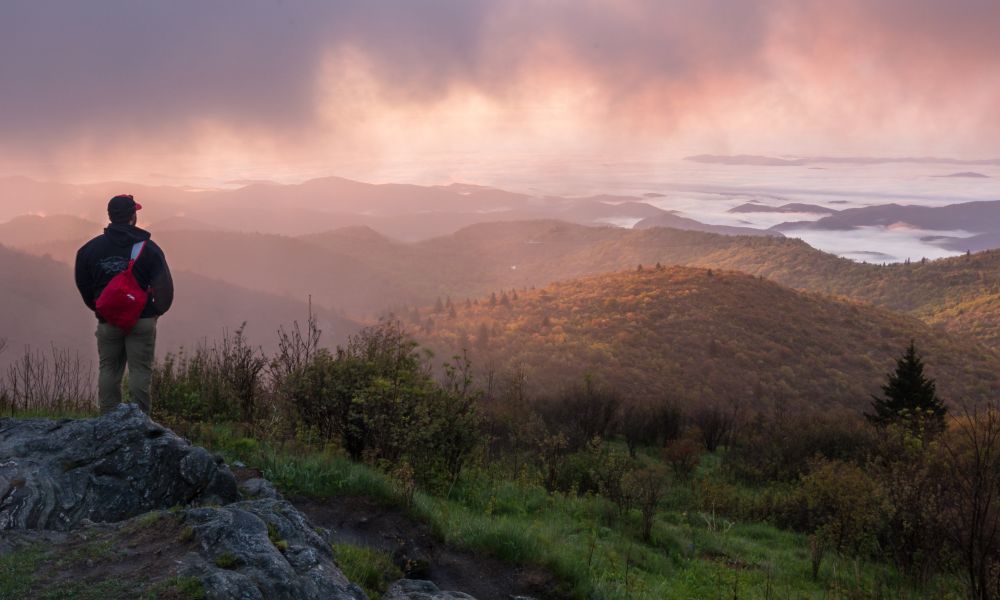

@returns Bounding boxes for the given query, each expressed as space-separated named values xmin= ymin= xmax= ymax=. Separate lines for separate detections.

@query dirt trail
xmin=294 ymin=495 xmax=569 ymax=600
xmin=229 ymin=465 xmax=567 ymax=599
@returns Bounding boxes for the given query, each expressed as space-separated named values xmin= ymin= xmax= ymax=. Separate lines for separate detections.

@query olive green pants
xmin=96 ymin=318 xmax=157 ymax=415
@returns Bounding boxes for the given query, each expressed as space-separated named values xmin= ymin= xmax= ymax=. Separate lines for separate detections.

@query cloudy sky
xmin=1 ymin=0 xmax=998 ymax=184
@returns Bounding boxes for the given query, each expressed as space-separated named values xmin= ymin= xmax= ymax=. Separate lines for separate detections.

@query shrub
xmin=623 ymin=465 xmax=669 ymax=542
xmin=536 ymin=377 xmax=620 ymax=451
xmin=796 ymin=459 xmax=884 ymax=579
xmin=663 ymin=429 xmax=702 ymax=480
xmin=725 ymin=412 xmax=874 ymax=484
xmin=619 ymin=400 xmax=683 ymax=457
xmin=691 ymin=404 xmax=736 ymax=452
xmin=288 ymin=322 xmax=481 ymax=490
xmin=153 ymin=346 xmax=241 ymax=423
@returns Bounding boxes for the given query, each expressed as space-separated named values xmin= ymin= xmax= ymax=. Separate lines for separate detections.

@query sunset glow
xmin=2 ymin=1 xmax=998 ymax=185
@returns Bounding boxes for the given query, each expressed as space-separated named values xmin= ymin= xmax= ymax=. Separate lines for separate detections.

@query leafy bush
xmin=725 ymin=413 xmax=874 ymax=483
xmin=795 ymin=459 xmax=885 ymax=579
xmin=287 ymin=322 xmax=481 ymax=490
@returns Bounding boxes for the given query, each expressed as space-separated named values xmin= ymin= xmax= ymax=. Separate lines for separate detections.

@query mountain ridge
xmin=415 ymin=266 xmax=1000 ymax=411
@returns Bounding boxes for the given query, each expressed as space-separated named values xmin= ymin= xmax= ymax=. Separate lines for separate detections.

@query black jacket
xmin=74 ymin=223 xmax=174 ymax=320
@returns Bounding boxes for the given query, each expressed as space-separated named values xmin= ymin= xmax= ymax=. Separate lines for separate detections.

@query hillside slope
xmin=0 ymin=245 xmax=358 ymax=371
xmin=415 ymin=267 xmax=1000 ymax=412
xmin=15 ymin=218 xmax=1000 ymax=349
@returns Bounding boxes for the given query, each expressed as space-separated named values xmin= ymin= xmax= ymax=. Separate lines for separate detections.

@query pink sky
xmin=1 ymin=0 xmax=998 ymax=184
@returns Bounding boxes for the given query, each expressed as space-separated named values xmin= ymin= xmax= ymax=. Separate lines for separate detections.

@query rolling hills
xmin=414 ymin=266 xmax=1000 ymax=412
xmin=0 ymin=244 xmax=359 ymax=373
xmin=10 ymin=216 xmax=1000 ymax=350
xmin=0 ymin=175 xmax=762 ymax=241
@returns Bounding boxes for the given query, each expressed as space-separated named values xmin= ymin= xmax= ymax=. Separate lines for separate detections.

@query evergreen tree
xmin=866 ymin=340 xmax=947 ymax=435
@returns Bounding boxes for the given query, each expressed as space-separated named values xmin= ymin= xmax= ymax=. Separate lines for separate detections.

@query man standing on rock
xmin=75 ymin=195 xmax=173 ymax=414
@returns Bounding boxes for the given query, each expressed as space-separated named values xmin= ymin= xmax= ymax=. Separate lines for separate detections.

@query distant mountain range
xmin=771 ymin=200 xmax=1000 ymax=254
xmin=729 ymin=202 xmax=836 ymax=215
xmin=687 ymin=154 xmax=1000 ymax=167
xmin=0 ymin=175 xmax=766 ymax=242
xmin=5 ymin=213 xmax=1000 ymax=417
xmin=9 ymin=218 xmax=1000 ymax=350
xmin=936 ymin=172 xmax=990 ymax=178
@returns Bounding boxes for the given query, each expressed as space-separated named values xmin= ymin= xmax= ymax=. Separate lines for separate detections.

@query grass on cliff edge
xmin=0 ymin=545 xmax=204 ymax=600
xmin=187 ymin=423 xmax=958 ymax=600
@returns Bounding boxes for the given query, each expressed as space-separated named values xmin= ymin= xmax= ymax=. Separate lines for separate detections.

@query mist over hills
xmin=0 ymin=244 xmax=358 ymax=372
xmin=0 ymin=175 xmax=758 ymax=241
xmin=415 ymin=266 xmax=1000 ymax=411
xmin=4 ymin=205 xmax=1000 ymax=429
xmin=687 ymin=155 xmax=1000 ymax=167
xmin=0 ymin=214 xmax=100 ymax=248
xmin=10 ymin=216 xmax=1000 ymax=350
xmin=771 ymin=200 xmax=1000 ymax=234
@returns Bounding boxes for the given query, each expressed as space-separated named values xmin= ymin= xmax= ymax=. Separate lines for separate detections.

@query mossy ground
xmin=0 ymin=511 xmax=204 ymax=600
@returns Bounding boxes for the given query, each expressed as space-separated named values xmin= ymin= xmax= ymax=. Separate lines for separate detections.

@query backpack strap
xmin=130 ymin=241 xmax=147 ymax=261
xmin=127 ymin=241 xmax=147 ymax=272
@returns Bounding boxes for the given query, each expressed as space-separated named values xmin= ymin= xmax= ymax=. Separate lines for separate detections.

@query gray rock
xmin=179 ymin=499 xmax=365 ymax=600
xmin=383 ymin=579 xmax=477 ymax=600
xmin=241 ymin=477 xmax=282 ymax=500
xmin=0 ymin=409 xmax=374 ymax=599
xmin=0 ymin=404 xmax=239 ymax=530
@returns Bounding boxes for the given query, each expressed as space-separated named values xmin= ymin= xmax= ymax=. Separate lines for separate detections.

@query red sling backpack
xmin=95 ymin=241 xmax=149 ymax=332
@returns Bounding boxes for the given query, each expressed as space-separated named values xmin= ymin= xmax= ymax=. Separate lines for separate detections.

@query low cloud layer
xmin=1 ymin=0 xmax=998 ymax=182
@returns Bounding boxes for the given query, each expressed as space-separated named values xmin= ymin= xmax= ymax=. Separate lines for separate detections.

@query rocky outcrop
xmin=0 ymin=404 xmax=238 ymax=530
xmin=0 ymin=406 xmax=488 ymax=600
xmin=0 ymin=405 xmax=365 ymax=599
xmin=383 ymin=579 xmax=476 ymax=600
xmin=179 ymin=499 xmax=365 ymax=600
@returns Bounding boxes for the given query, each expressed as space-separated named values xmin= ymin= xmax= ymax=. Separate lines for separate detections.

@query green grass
xmin=192 ymin=425 xmax=962 ymax=600
xmin=213 ymin=553 xmax=239 ymax=569
xmin=193 ymin=423 xmax=400 ymax=503
xmin=1 ymin=407 xmax=96 ymax=420
xmin=7 ymin=418 xmax=957 ymax=599
xmin=0 ymin=547 xmax=44 ymax=600
xmin=142 ymin=577 xmax=206 ymax=600
xmin=0 ymin=515 xmax=203 ymax=600
xmin=0 ymin=547 xmax=136 ymax=600
xmin=332 ymin=543 xmax=403 ymax=598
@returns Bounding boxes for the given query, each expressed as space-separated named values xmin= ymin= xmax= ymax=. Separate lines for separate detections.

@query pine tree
xmin=866 ymin=340 xmax=947 ymax=435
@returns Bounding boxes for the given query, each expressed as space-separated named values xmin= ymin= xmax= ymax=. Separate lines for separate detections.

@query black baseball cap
xmin=108 ymin=194 xmax=142 ymax=223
